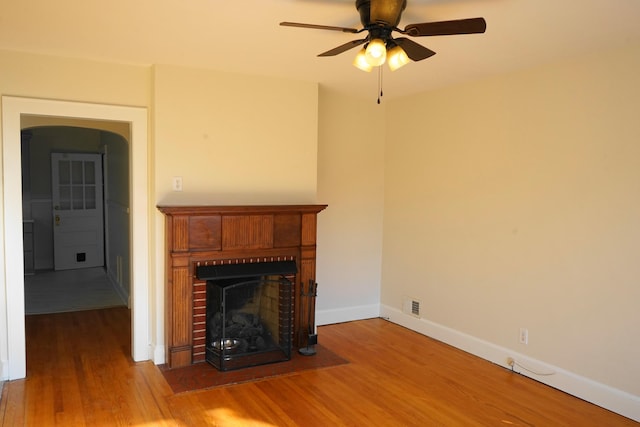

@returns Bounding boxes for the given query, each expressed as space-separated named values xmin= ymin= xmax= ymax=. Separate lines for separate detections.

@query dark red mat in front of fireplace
xmin=159 ymin=345 xmax=349 ymax=394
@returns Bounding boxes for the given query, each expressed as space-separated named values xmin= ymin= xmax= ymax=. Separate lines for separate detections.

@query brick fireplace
xmin=158 ymin=205 xmax=327 ymax=369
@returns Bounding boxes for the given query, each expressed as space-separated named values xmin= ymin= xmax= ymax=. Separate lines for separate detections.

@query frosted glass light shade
xmin=365 ymin=39 xmax=387 ymax=66
xmin=387 ymin=45 xmax=409 ymax=71
xmin=353 ymin=48 xmax=373 ymax=72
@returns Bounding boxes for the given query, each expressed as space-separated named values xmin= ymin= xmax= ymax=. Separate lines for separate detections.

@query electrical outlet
xmin=172 ymin=176 xmax=183 ymax=192
xmin=519 ymin=327 xmax=528 ymax=345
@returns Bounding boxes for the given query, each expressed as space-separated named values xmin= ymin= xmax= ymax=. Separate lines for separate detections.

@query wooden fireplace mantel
xmin=158 ymin=204 xmax=327 ymax=368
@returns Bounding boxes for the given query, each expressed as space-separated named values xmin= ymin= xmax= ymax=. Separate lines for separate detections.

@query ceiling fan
xmin=280 ymin=0 xmax=486 ymax=72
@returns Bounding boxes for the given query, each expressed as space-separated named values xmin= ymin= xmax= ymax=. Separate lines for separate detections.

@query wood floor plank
xmin=0 ymin=379 xmax=27 ymax=426
xmin=255 ymin=374 xmax=349 ymax=426
xmin=0 ymin=308 xmax=637 ymax=426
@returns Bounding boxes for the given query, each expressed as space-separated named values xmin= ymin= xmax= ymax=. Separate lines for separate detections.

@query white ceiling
xmin=2 ymin=0 xmax=640 ymax=100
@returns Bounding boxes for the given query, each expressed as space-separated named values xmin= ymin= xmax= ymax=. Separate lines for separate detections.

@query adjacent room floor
xmin=24 ymin=267 xmax=126 ymax=315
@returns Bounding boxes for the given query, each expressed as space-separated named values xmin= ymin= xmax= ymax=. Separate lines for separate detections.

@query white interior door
xmin=51 ymin=152 xmax=105 ymax=270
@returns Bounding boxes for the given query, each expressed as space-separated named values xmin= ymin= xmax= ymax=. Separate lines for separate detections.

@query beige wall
xmin=153 ymin=64 xmax=319 ymax=206
xmin=383 ymin=44 xmax=640 ymax=397
xmin=0 ymin=50 xmax=150 ymax=105
xmin=316 ymin=87 xmax=385 ymax=323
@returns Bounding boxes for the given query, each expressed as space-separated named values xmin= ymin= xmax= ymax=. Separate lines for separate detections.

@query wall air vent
xmin=411 ymin=300 xmax=420 ymax=317
xmin=402 ymin=296 xmax=422 ymax=318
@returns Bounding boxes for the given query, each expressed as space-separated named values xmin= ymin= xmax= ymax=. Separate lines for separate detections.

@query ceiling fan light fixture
xmin=365 ymin=38 xmax=387 ymax=66
xmin=353 ymin=48 xmax=373 ymax=72
xmin=387 ymin=45 xmax=409 ymax=71
xmin=281 ymin=5 xmax=487 ymax=101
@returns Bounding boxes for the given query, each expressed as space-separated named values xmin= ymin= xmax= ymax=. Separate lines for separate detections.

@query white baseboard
xmin=106 ymin=270 xmax=130 ymax=308
xmin=151 ymin=343 xmax=166 ymax=365
xmin=316 ymin=303 xmax=380 ymax=326
xmin=0 ymin=359 xmax=8 ymax=381
xmin=380 ymin=304 xmax=640 ymax=423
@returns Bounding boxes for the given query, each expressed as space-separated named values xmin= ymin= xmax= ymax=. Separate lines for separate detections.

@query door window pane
xmin=85 ymin=161 xmax=96 ymax=185
xmin=72 ymin=161 xmax=83 ymax=185
xmin=72 ymin=186 xmax=84 ymax=210
xmin=59 ymin=160 xmax=70 ymax=185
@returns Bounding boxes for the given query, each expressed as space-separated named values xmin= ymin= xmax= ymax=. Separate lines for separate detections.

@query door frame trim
xmin=2 ymin=96 xmax=150 ymax=379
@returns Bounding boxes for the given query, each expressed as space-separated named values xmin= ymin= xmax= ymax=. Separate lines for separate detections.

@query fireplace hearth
xmin=197 ymin=261 xmax=296 ymax=371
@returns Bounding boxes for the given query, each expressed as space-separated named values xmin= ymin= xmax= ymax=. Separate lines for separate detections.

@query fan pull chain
xmin=377 ymin=66 xmax=383 ymax=104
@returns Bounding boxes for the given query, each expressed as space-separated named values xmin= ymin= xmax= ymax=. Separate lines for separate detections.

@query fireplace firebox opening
xmin=197 ymin=260 xmax=296 ymax=371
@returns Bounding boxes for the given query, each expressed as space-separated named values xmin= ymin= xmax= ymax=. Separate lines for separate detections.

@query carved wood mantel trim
xmin=158 ymin=204 xmax=327 ymax=369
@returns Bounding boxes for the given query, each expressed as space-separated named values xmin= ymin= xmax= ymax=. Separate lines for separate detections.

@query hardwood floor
xmin=1 ymin=307 xmax=637 ymax=426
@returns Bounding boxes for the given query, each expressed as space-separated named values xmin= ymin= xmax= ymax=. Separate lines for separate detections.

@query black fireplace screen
xmin=196 ymin=261 xmax=296 ymax=371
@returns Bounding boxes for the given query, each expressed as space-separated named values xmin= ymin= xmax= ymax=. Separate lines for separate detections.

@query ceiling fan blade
xmin=318 ymin=38 xmax=368 ymax=57
xmin=370 ymin=0 xmax=407 ymax=26
xmin=403 ymin=17 xmax=486 ymax=37
xmin=394 ymin=38 xmax=436 ymax=61
xmin=280 ymin=22 xmax=360 ymax=34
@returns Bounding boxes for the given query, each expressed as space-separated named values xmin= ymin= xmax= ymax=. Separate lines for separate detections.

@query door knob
xmin=55 ymin=215 xmax=61 ymax=226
